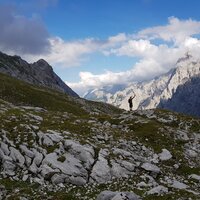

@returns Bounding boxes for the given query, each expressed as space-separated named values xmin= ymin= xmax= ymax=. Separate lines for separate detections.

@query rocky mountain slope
xmin=0 ymin=51 xmax=78 ymax=97
xmin=84 ymin=54 xmax=200 ymax=117
xmin=0 ymin=71 xmax=200 ymax=200
xmin=159 ymin=75 xmax=200 ymax=117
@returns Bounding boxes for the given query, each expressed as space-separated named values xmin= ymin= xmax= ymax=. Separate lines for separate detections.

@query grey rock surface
xmin=96 ymin=191 xmax=141 ymax=200
xmin=141 ymin=163 xmax=160 ymax=174
xmin=158 ymin=149 xmax=172 ymax=161
xmin=146 ymin=185 xmax=168 ymax=195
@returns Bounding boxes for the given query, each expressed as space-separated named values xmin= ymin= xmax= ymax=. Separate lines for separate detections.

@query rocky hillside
xmin=0 ymin=51 xmax=78 ymax=97
xmin=0 ymin=71 xmax=200 ymax=200
xmin=84 ymin=54 xmax=200 ymax=117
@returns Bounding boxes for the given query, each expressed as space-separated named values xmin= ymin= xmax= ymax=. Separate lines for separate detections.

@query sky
xmin=1 ymin=0 xmax=200 ymax=95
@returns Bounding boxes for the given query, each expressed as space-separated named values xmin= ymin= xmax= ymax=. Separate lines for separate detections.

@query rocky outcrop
xmin=0 ymin=51 xmax=78 ymax=97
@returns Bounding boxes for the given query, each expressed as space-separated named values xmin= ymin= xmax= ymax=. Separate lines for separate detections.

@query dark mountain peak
xmin=36 ymin=58 xmax=49 ymax=66
xmin=13 ymin=55 xmax=22 ymax=60
xmin=33 ymin=58 xmax=53 ymax=72
xmin=0 ymin=51 xmax=78 ymax=97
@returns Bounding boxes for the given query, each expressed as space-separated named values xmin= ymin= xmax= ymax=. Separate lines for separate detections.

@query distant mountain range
xmin=0 ymin=51 xmax=78 ymax=97
xmin=84 ymin=53 xmax=200 ymax=117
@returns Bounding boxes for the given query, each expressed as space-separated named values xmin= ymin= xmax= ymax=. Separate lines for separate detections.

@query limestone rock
xmin=158 ymin=149 xmax=172 ymax=161
xmin=141 ymin=163 xmax=160 ymax=174
xmin=0 ymin=142 xmax=10 ymax=155
xmin=96 ymin=191 xmax=140 ymax=200
xmin=64 ymin=140 xmax=94 ymax=170
xmin=9 ymin=147 xmax=25 ymax=167
xmin=51 ymin=173 xmax=67 ymax=184
xmin=189 ymin=174 xmax=200 ymax=181
xmin=90 ymin=149 xmax=111 ymax=183
xmin=20 ymin=145 xmax=35 ymax=158
xmin=171 ymin=180 xmax=188 ymax=189
xmin=111 ymin=160 xmax=135 ymax=178
xmin=66 ymin=176 xmax=87 ymax=186
xmin=147 ymin=185 xmax=168 ymax=195
xmin=42 ymin=152 xmax=88 ymax=180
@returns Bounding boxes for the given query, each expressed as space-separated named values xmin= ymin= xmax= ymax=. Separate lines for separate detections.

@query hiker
xmin=128 ymin=93 xmax=136 ymax=111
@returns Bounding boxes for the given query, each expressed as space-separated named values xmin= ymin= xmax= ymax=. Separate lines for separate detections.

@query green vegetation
xmin=57 ymin=155 xmax=66 ymax=162
xmin=0 ymin=72 xmax=86 ymax=115
xmin=0 ymin=72 xmax=121 ymax=116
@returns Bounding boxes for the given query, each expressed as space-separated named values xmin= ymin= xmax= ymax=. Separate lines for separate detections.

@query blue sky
xmin=1 ymin=0 xmax=200 ymax=95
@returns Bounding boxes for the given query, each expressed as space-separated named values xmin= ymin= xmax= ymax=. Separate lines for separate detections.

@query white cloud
xmin=67 ymin=70 xmax=130 ymax=95
xmin=108 ymin=39 xmax=158 ymax=57
xmin=23 ymin=37 xmax=98 ymax=67
xmin=45 ymin=37 xmax=97 ymax=67
xmin=138 ymin=17 xmax=200 ymax=44
xmin=23 ymin=33 xmax=128 ymax=67
xmin=107 ymin=33 xmax=127 ymax=45
xmin=67 ymin=17 xmax=200 ymax=95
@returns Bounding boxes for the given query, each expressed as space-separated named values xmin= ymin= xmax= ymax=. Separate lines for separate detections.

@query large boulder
xmin=158 ymin=149 xmax=172 ymax=161
xmin=141 ymin=163 xmax=160 ymax=174
xmin=90 ymin=149 xmax=111 ymax=183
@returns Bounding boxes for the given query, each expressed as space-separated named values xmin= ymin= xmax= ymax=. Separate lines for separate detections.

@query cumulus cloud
xmin=40 ymin=37 xmax=97 ymax=67
xmin=25 ymin=33 xmax=129 ymax=67
xmin=107 ymin=33 xmax=127 ymax=46
xmin=138 ymin=17 xmax=200 ymax=44
xmin=67 ymin=17 xmax=200 ymax=95
xmin=0 ymin=6 xmax=50 ymax=55
xmin=107 ymin=39 xmax=157 ymax=57
xmin=44 ymin=33 xmax=128 ymax=67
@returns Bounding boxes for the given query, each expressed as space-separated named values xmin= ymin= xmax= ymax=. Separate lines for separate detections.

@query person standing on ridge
xmin=128 ymin=93 xmax=136 ymax=111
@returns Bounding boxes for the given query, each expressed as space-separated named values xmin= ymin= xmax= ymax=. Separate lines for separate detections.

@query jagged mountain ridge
xmin=84 ymin=54 xmax=200 ymax=116
xmin=0 ymin=51 xmax=78 ymax=97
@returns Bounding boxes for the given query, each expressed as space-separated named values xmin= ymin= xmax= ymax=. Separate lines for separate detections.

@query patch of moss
xmin=57 ymin=155 xmax=66 ymax=162
xmin=176 ymin=165 xmax=200 ymax=176
xmin=45 ymin=143 xmax=60 ymax=154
